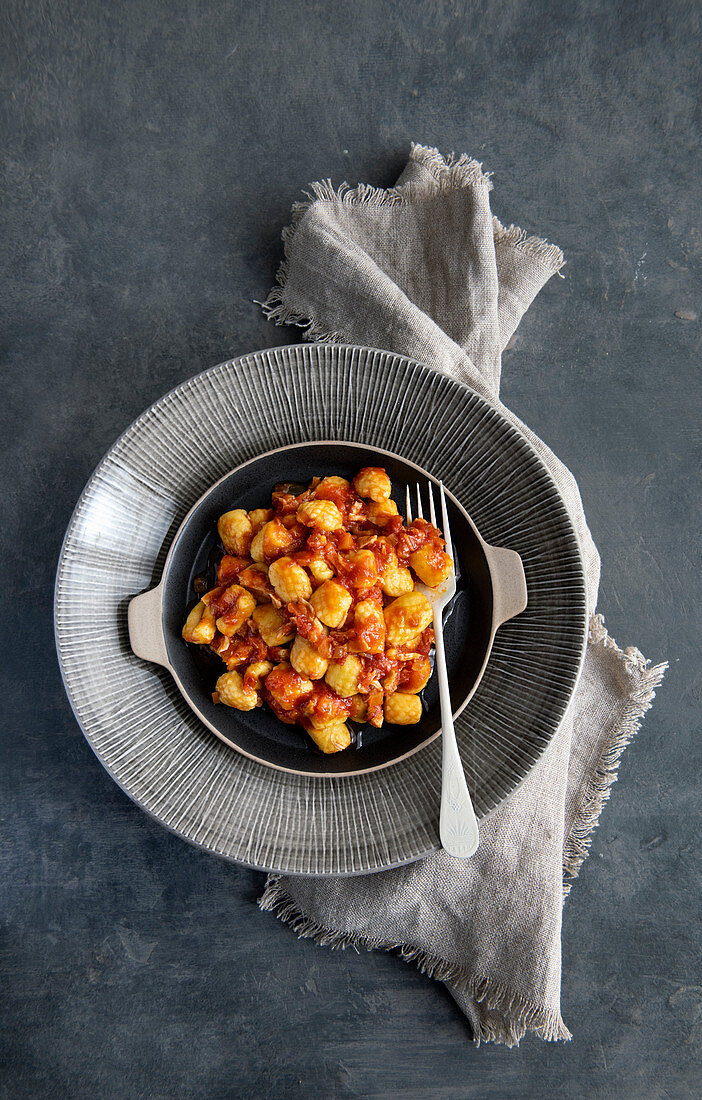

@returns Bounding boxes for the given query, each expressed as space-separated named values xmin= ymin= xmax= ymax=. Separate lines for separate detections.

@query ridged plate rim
xmin=54 ymin=344 xmax=588 ymax=876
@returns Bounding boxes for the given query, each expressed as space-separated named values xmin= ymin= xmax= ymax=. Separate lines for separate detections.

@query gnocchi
xmin=264 ymin=662 xmax=314 ymax=712
xmin=182 ymin=466 xmax=453 ymax=753
xmin=379 ymin=550 xmax=414 ymax=597
xmin=212 ymin=584 xmax=256 ymax=637
xmin=348 ymin=694 xmax=368 ymax=723
xmin=349 ymin=598 xmax=385 ymax=654
xmin=182 ymin=599 xmax=217 ymax=644
xmin=384 ymin=693 xmax=423 ymax=725
xmin=252 ymin=604 xmax=294 ymax=647
xmin=409 ymin=544 xmax=453 ymax=588
xmin=237 ymin=562 xmax=273 ymax=601
xmin=325 ymin=654 xmax=363 ymax=697
xmin=310 ymin=580 xmax=353 ymax=628
xmin=248 ymin=507 xmax=273 ymax=534
xmin=296 ymin=498 xmax=344 ymax=531
xmin=367 ymin=498 xmax=399 ymax=526
xmin=384 ymin=591 xmax=433 ymax=646
xmin=306 ymin=719 xmax=352 ymax=754
xmin=307 ymin=557 xmax=335 ymax=585
xmin=263 ymin=519 xmax=297 ymax=561
xmin=353 ymin=467 xmax=392 ymax=502
xmin=216 ymin=669 xmax=260 ymax=711
xmin=217 ymin=509 xmax=253 ymax=556
xmin=290 ymin=635 xmax=329 ymax=680
xmin=268 ymin=556 xmax=313 ymax=602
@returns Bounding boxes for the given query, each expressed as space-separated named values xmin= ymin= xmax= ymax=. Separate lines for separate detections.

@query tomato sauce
xmin=193 ymin=472 xmax=451 ymax=747
xmin=301 ymin=683 xmax=352 ymax=725
xmin=265 ymin=663 xmax=312 ymax=704
xmin=398 ymin=655 xmax=431 ymax=693
xmin=238 ymin=564 xmax=274 ymax=600
xmin=204 ymin=584 xmax=236 ymax=617
xmin=366 ymin=689 xmax=384 ymax=727
xmin=363 ymin=537 xmax=395 ymax=572
xmin=395 ymin=521 xmax=428 ymax=562
xmin=287 ymin=599 xmax=332 ymax=657
xmin=217 ymin=555 xmax=247 ymax=585
xmin=329 ymin=528 xmax=356 ymax=552
xmin=355 ymin=653 xmax=391 ymax=693
xmin=422 ymin=541 xmax=450 ymax=572
xmin=313 ymin=481 xmax=357 ymax=513
xmin=272 ymin=488 xmax=314 ymax=516
xmin=305 ymin=530 xmax=328 ymax=554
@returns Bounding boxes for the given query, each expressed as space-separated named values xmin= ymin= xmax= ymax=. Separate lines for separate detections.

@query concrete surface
xmin=1 ymin=1 xmax=700 ymax=1097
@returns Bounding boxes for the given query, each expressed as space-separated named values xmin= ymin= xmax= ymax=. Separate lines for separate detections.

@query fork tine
xmin=428 ymin=481 xmax=437 ymax=526
xmin=415 ymin=482 xmax=423 ymax=519
xmin=439 ymin=481 xmax=453 ymax=557
xmin=405 ymin=484 xmax=413 ymax=522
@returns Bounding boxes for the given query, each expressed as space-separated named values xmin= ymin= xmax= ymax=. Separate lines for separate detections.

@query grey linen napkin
xmin=257 ymin=144 xmax=667 ymax=1045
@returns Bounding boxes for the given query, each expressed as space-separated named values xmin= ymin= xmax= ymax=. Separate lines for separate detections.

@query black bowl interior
xmin=162 ymin=443 xmax=493 ymax=775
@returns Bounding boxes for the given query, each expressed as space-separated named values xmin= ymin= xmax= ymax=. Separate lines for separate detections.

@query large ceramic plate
xmin=128 ymin=441 xmax=527 ymax=776
xmin=55 ymin=345 xmax=587 ymax=875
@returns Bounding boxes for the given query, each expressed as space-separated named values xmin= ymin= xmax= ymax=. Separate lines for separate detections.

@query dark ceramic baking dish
xmin=128 ymin=441 xmax=527 ymax=777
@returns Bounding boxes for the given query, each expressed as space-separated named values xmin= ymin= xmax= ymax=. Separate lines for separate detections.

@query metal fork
xmin=406 ymin=481 xmax=479 ymax=859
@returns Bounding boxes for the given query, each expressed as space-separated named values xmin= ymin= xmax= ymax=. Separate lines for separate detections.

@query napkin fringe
xmin=408 ymin=141 xmax=492 ymax=191
xmin=261 ymin=284 xmax=346 ymax=344
xmin=260 ymin=195 xmax=348 ymax=342
xmin=493 ymin=216 xmax=566 ymax=272
xmin=562 ymin=615 xmax=668 ymax=887
xmin=259 ymin=877 xmax=571 ymax=1046
xmin=261 ymin=144 xmax=492 ymax=342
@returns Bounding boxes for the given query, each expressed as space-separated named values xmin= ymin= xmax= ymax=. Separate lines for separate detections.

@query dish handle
xmin=483 ymin=544 xmax=528 ymax=628
xmin=128 ymin=582 xmax=169 ymax=669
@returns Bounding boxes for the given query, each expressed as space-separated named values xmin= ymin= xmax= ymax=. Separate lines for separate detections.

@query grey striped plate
xmin=54 ymin=345 xmax=587 ymax=875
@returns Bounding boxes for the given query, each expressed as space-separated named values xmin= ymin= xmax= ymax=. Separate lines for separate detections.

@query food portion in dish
xmin=182 ymin=468 xmax=454 ymax=753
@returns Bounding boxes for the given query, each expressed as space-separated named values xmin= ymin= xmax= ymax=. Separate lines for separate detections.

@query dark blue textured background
xmin=2 ymin=1 xmax=700 ymax=1096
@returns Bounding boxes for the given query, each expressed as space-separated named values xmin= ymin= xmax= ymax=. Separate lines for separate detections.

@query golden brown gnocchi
xmin=307 ymin=557 xmax=335 ymax=585
xmin=350 ymin=599 xmax=386 ymax=654
xmin=252 ymin=604 xmax=295 ymax=647
xmin=217 ymin=509 xmax=253 ymax=556
xmin=315 ymin=475 xmax=351 ymax=494
xmin=290 ymin=635 xmax=329 ymax=680
xmin=367 ymin=498 xmax=399 ymax=526
xmin=384 ymin=592 xmax=433 ymax=646
xmin=268 ymin=556 xmax=313 ymax=602
xmin=182 ymin=466 xmax=454 ymax=753
xmin=353 ymin=467 xmax=392 ymax=501
xmin=248 ymin=507 xmax=273 ymax=534
xmin=261 ymin=518 xmax=297 ymax=561
xmin=325 ymin=654 xmax=363 ymax=697
xmin=296 ymin=499 xmax=344 ymax=531
xmin=310 ymin=580 xmax=353 ymax=628
xmin=182 ymin=599 xmax=217 ymax=644
xmin=409 ymin=544 xmax=453 ymax=588
xmin=306 ymin=719 xmax=352 ymax=753
xmin=348 ymin=694 xmax=368 ymax=723
xmin=249 ymin=527 xmax=266 ymax=562
xmin=379 ymin=551 xmax=414 ymax=598
xmin=384 ymin=693 xmax=423 ymax=725
xmin=215 ymin=669 xmax=260 ymax=711
xmin=212 ymin=584 xmax=256 ymax=637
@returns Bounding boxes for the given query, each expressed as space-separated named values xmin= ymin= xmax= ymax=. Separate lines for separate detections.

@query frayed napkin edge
xmin=259 ymin=875 xmax=571 ymax=1047
xmin=259 ymin=143 xmax=565 ymax=342
xmin=563 ymin=614 xmax=668 ymax=891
